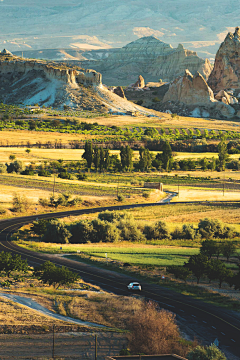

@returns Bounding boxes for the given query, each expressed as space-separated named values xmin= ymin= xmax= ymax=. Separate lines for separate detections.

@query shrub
xmin=98 ymin=210 xmax=133 ymax=223
xmin=68 ymin=196 xmax=82 ymax=206
xmin=12 ymin=193 xmax=30 ymax=212
xmin=7 ymin=160 xmax=24 ymax=174
xmin=187 ymin=344 xmax=226 ymax=360
xmin=91 ymin=219 xmax=120 ymax=243
xmin=77 ymin=173 xmax=88 ymax=181
xmin=69 ymin=221 xmax=95 ymax=244
xmin=118 ymin=218 xmax=146 ymax=242
xmin=58 ymin=171 xmax=72 ymax=180
xmin=198 ymin=218 xmax=225 ymax=239
xmin=38 ymin=169 xmax=51 ymax=177
xmin=181 ymin=224 xmax=196 ymax=240
xmin=142 ymin=191 xmax=150 ymax=198
xmin=42 ymin=219 xmax=71 ymax=244
xmin=128 ymin=303 xmax=190 ymax=356
xmin=38 ymin=197 xmax=49 ymax=207
xmin=34 ymin=261 xmax=79 ymax=289
xmin=117 ymin=194 xmax=125 ymax=202
xmin=0 ymin=164 xmax=7 ymax=173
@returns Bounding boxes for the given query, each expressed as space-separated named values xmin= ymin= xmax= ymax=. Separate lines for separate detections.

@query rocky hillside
xmin=0 ymin=51 xmax=154 ymax=115
xmin=71 ymin=37 xmax=212 ymax=85
xmin=208 ymin=27 xmax=240 ymax=92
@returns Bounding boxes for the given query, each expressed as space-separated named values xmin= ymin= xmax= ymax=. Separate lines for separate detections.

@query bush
xmin=38 ymin=169 xmax=51 ymax=177
xmin=98 ymin=210 xmax=133 ymax=223
xmin=0 ymin=164 xmax=7 ymax=173
xmin=77 ymin=173 xmax=88 ymax=181
xmin=34 ymin=261 xmax=79 ymax=289
xmin=38 ymin=197 xmax=49 ymax=207
xmin=12 ymin=193 xmax=30 ymax=212
xmin=68 ymin=196 xmax=82 ymax=206
xmin=142 ymin=191 xmax=150 ymax=198
xmin=69 ymin=221 xmax=95 ymax=244
xmin=42 ymin=219 xmax=71 ymax=244
xmin=118 ymin=218 xmax=146 ymax=242
xmin=187 ymin=344 xmax=226 ymax=360
xmin=21 ymin=169 xmax=35 ymax=176
xmin=117 ymin=194 xmax=125 ymax=202
xmin=91 ymin=219 xmax=120 ymax=243
xmin=7 ymin=160 xmax=24 ymax=174
xmin=58 ymin=171 xmax=72 ymax=180
xmin=198 ymin=218 xmax=228 ymax=239
xmin=128 ymin=303 xmax=190 ymax=356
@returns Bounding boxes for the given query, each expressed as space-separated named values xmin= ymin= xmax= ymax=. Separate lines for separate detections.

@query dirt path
xmin=0 ymin=292 xmax=106 ymax=328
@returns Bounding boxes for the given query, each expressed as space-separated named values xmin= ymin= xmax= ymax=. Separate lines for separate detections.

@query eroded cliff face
xmin=208 ymin=27 xmax=240 ymax=92
xmin=149 ymin=43 xmax=212 ymax=81
xmin=0 ymin=53 xmax=154 ymax=115
xmin=0 ymin=57 xmax=102 ymax=87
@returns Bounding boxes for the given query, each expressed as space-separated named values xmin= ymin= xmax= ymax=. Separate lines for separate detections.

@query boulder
xmin=113 ymin=86 xmax=126 ymax=99
xmin=215 ymin=90 xmax=238 ymax=105
xmin=163 ymin=69 xmax=216 ymax=106
xmin=133 ymin=75 xmax=145 ymax=88
xmin=208 ymin=27 xmax=240 ymax=91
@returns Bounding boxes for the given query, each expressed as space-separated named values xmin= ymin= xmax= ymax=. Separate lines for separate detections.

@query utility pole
xmin=95 ymin=334 xmax=98 ymax=360
xmin=223 ymin=171 xmax=225 ymax=196
xmin=117 ymin=174 xmax=119 ymax=198
xmin=52 ymin=325 xmax=55 ymax=359
xmin=53 ymin=172 xmax=56 ymax=198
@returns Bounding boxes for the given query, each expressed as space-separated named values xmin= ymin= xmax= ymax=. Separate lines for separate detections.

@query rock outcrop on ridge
xmin=0 ymin=51 xmax=155 ymax=115
xmin=77 ymin=36 xmax=212 ymax=86
xmin=208 ymin=27 xmax=240 ymax=92
xmin=133 ymin=75 xmax=145 ymax=88
xmin=163 ymin=70 xmax=216 ymax=105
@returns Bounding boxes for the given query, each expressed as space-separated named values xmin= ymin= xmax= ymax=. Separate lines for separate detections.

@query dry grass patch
xmin=63 ymin=292 xmax=143 ymax=329
xmin=0 ymin=296 xmax=65 ymax=326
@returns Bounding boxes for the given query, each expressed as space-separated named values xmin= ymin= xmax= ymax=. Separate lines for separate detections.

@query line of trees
xmin=30 ymin=213 xmax=239 ymax=246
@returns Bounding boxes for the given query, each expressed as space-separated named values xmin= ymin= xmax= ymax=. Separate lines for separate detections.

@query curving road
xmin=0 ymin=202 xmax=240 ymax=358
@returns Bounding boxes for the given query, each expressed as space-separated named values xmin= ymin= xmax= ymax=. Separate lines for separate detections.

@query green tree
xmin=139 ymin=147 xmax=152 ymax=171
xmin=0 ymin=252 xmax=28 ymax=278
xmin=167 ymin=266 xmax=192 ymax=283
xmin=93 ymin=146 xmax=100 ymax=171
xmin=34 ymin=261 xmax=79 ymax=289
xmin=200 ymin=240 xmax=218 ymax=259
xmin=187 ymin=344 xmax=226 ymax=360
xmin=82 ymin=141 xmax=93 ymax=170
xmin=104 ymin=148 xmax=110 ymax=171
xmin=218 ymin=139 xmax=229 ymax=171
xmin=185 ymin=254 xmax=209 ymax=284
xmin=162 ymin=141 xmax=173 ymax=171
xmin=221 ymin=241 xmax=237 ymax=261
xmin=120 ymin=145 xmax=133 ymax=171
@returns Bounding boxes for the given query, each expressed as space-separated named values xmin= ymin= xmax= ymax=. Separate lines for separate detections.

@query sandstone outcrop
xmin=133 ymin=75 xmax=145 ymax=88
xmin=113 ymin=86 xmax=126 ymax=99
xmin=162 ymin=69 xmax=236 ymax=119
xmin=163 ymin=69 xmax=215 ymax=105
xmin=208 ymin=27 xmax=240 ymax=92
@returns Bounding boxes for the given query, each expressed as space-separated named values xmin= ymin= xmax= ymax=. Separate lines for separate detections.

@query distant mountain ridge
xmin=1 ymin=0 xmax=240 ymax=59
xmin=14 ymin=37 xmax=212 ymax=86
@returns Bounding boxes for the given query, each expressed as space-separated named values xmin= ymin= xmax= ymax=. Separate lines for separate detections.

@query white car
xmin=127 ymin=282 xmax=141 ymax=291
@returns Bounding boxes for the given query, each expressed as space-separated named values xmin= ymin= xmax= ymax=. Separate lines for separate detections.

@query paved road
xmin=0 ymin=202 xmax=240 ymax=358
